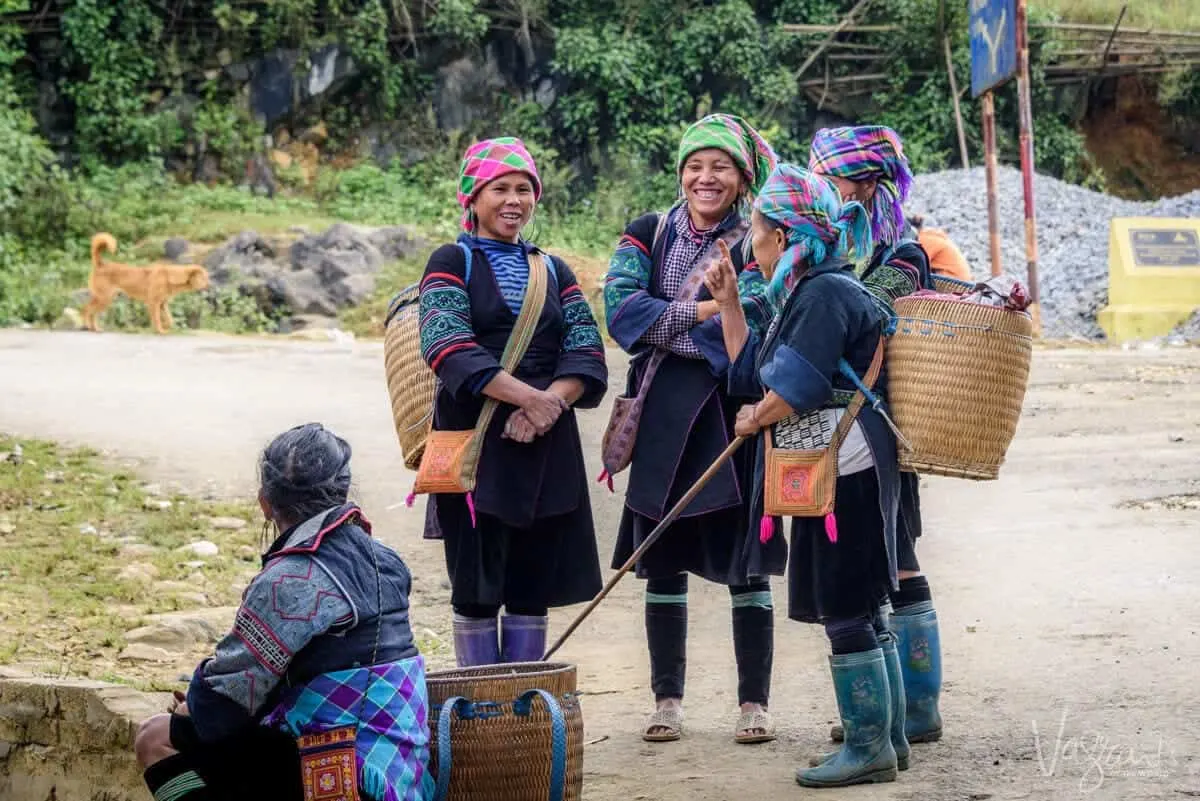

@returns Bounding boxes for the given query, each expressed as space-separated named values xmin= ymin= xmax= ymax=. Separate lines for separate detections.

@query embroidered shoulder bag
xmin=412 ymin=248 xmax=550 ymax=496
xmin=599 ymin=213 xmax=749 ymax=482
xmin=763 ymin=339 xmax=884 ymax=523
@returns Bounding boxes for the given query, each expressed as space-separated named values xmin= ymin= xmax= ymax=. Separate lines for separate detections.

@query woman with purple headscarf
xmin=418 ymin=137 xmax=607 ymax=668
xmin=810 ymin=126 xmax=944 ymax=750
xmin=705 ymin=164 xmax=905 ymax=788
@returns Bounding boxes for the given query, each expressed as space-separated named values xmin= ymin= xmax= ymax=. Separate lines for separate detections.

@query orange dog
xmin=82 ymin=233 xmax=210 ymax=334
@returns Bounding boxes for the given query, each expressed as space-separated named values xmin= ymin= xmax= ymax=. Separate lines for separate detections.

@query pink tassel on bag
xmin=824 ymin=512 xmax=838 ymax=543
xmin=596 ymin=468 xmax=614 ymax=493
xmin=759 ymin=515 xmax=775 ymax=544
xmin=404 ymin=489 xmax=416 ymax=508
xmin=466 ymin=492 xmax=477 ymax=528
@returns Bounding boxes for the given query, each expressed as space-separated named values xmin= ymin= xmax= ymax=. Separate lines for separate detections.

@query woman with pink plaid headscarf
xmin=416 ymin=137 xmax=607 ymax=669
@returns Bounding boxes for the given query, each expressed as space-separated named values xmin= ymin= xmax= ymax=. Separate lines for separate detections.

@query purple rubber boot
xmin=500 ymin=614 xmax=548 ymax=663
xmin=453 ymin=614 xmax=500 ymax=667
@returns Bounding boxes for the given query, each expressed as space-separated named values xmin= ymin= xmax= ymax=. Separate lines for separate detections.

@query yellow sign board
xmin=1097 ymin=218 xmax=1200 ymax=343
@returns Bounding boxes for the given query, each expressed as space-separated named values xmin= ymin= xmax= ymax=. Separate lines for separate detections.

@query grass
xmin=1035 ymin=0 xmax=1200 ymax=30
xmin=0 ymin=434 xmax=261 ymax=690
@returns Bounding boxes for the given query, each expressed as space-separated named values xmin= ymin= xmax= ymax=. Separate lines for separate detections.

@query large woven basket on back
xmin=427 ymin=662 xmax=583 ymax=801
xmin=887 ymin=295 xmax=1033 ymax=480
xmin=383 ymin=283 xmax=437 ymax=470
xmin=929 ymin=273 xmax=975 ymax=295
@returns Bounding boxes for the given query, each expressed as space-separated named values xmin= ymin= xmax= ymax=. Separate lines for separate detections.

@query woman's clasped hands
xmin=504 ymin=388 xmax=569 ymax=443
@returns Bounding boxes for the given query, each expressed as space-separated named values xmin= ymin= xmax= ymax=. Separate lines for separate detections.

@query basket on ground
xmin=887 ymin=295 xmax=1033 ymax=480
xmin=383 ymin=282 xmax=437 ymax=470
xmin=426 ymin=662 xmax=583 ymax=801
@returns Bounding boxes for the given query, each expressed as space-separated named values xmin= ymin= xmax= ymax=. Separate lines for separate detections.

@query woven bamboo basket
xmin=930 ymin=274 xmax=975 ymax=295
xmin=427 ymin=662 xmax=584 ymax=801
xmin=383 ymin=283 xmax=438 ymax=471
xmin=888 ymin=296 xmax=1033 ymax=480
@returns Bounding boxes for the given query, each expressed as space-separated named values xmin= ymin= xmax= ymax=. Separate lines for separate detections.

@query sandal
xmin=735 ymin=708 xmax=777 ymax=745
xmin=643 ymin=707 xmax=683 ymax=742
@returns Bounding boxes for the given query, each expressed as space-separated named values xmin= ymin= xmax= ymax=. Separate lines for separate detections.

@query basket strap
xmin=458 ymin=241 xmax=473 ymax=286
xmin=434 ymin=696 xmax=472 ymax=801
xmin=514 ymin=689 xmax=568 ymax=801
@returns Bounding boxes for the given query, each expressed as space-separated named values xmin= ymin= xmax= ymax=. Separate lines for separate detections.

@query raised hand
xmin=704 ymin=239 xmax=741 ymax=307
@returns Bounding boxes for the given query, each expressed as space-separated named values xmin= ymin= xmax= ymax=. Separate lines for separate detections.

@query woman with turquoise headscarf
xmin=810 ymin=125 xmax=943 ymax=749
xmin=604 ymin=114 xmax=782 ymax=745
xmin=704 ymin=164 xmax=905 ymax=788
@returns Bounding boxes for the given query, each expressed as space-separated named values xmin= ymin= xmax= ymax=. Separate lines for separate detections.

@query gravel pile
xmin=905 ymin=166 xmax=1200 ymax=340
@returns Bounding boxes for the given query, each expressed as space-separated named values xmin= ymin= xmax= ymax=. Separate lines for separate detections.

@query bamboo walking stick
xmin=542 ymin=435 xmax=749 ymax=660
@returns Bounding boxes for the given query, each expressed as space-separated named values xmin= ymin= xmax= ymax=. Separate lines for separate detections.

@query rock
xmin=53 ymin=307 xmax=84 ymax=331
xmin=366 ymin=225 xmax=423 ymax=261
xmin=120 ymin=544 xmax=158 ymax=558
xmin=6 ymin=443 xmax=21 ymax=465
xmin=267 ymin=269 xmax=339 ymax=316
xmin=124 ymin=608 xmax=234 ymax=652
xmin=179 ymin=592 xmax=210 ymax=605
xmin=236 ymin=544 xmax=259 ymax=560
xmin=177 ymin=541 xmax=219 ymax=558
xmin=180 ymin=560 xmax=207 ymax=570
xmin=142 ymin=483 xmax=163 ymax=497
xmin=118 ymin=563 xmax=160 ymax=583
xmin=203 ymin=231 xmax=277 ymax=284
xmin=289 ymin=223 xmax=384 ymax=279
xmin=44 ymin=470 xmax=65 ymax=483
xmin=143 ymin=499 xmax=172 ymax=511
xmin=434 ymin=53 xmax=507 ymax=131
xmin=163 ymin=238 xmax=190 ymax=262
xmin=208 ymin=516 xmax=248 ymax=531
xmin=118 ymin=644 xmax=176 ymax=663
xmin=0 ymin=519 xmax=14 ymax=536
xmin=78 ymin=523 xmax=98 ymax=536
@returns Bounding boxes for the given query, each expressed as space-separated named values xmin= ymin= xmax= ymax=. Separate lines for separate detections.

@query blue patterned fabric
xmin=262 ymin=655 xmax=433 ymax=801
xmin=473 ymin=237 xmax=549 ymax=316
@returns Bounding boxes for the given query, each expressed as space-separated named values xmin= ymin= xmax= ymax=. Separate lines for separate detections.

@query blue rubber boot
xmin=500 ymin=614 xmax=548 ymax=663
xmin=891 ymin=602 xmax=943 ymax=743
xmin=795 ymin=648 xmax=898 ymax=788
xmin=452 ymin=614 xmax=499 ymax=667
xmin=881 ymin=634 xmax=911 ymax=770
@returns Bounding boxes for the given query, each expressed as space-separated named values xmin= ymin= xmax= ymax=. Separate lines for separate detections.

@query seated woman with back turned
xmin=134 ymin=423 xmax=432 ymax=801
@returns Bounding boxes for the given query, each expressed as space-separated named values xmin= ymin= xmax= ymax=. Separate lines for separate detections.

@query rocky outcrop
xmin=0 ymin=670 xmax=165 ymax=801
xmin=200 ymin=223 xmax=424 ymax=330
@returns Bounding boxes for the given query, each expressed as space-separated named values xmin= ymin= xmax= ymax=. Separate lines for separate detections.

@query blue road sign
xmin=969 ymin=0 xmax=1018 ymax=97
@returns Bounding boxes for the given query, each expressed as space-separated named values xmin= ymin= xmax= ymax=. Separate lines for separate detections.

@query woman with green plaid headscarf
xmin=705 ymin=163 xmax=906 ymax=789
xmin=603 ymin=114 xmax=783 ymax=746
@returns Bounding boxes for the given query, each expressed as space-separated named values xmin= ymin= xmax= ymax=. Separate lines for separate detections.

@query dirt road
xmin=2 ymin=329 xmax=1199 ymax=800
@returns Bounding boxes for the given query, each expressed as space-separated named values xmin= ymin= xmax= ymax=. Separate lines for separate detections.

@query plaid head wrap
xmin=676 ymin=114 xmax=778 ymax=197
xmin=754 ymin=164 xmax=873 ymax=304
xmin=808 ymin=125 xmax=913 ymax=246
xmin=456 ymin=137 xmax=542 ymax=232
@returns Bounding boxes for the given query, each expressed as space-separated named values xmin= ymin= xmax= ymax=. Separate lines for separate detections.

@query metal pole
xmin=981 ymin=90 xmax=1002 ymax=277
xmin=1015 ymin=0 xmax=1042 ymax=334
xmin=944 ymin=35 xmax=970 ymax=168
